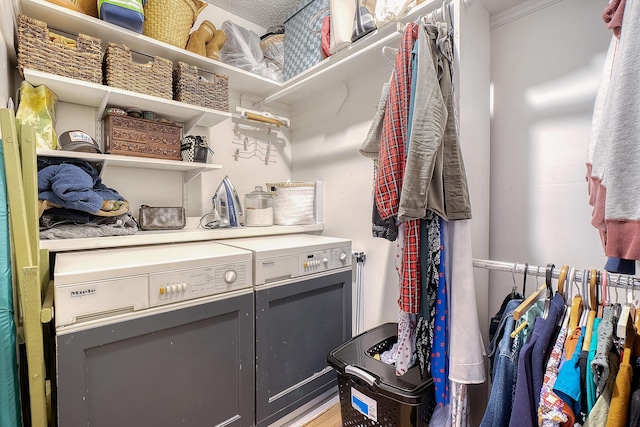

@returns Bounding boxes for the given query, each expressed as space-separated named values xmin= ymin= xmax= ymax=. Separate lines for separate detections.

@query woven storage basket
xmin=17 ymin=14 xmax=102 ymax=84
xmin=173 ymin=62 xmax=229 ymax=112
xmin=46 ymin=0 xmax=99 ymax=17
xmin=283 ymin=0 xmax=329 ymax=81
xmin=103 ymin=42 xmax=173 ymax=99
xmin=266 ymin=181 xmax=316 ymax=226
xmin=143 ymin=0 xmax=207 ymax=49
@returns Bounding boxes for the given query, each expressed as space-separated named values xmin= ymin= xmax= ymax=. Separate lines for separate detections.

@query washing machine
xmin=220 ymin=234 xmax=353 ymax=427
xmin=53 ymin=241 xmax=254 ymax=427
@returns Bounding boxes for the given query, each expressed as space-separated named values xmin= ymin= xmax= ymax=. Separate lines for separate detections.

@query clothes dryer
xmin=220 ymin=234 xmax=353 ymax=427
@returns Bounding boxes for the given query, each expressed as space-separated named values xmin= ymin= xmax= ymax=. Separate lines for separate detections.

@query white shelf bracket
xmin=97 ymin=92 xmax=110 ymax=121
xmin=183 ymin=167 xmax=205 ymax=184
xmin=184 ymin=112 xmax=206 ymax=135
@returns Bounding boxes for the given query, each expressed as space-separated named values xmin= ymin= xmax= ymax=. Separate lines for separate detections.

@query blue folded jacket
xmin=38 ymin=164 xmax=123 ymax=214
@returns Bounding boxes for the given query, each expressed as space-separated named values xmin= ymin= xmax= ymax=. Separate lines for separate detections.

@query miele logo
xmin=70 ymin=288 xmax=96 ymax=298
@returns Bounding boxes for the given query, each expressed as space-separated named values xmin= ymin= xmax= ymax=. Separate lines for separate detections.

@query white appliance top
xmin=220 ymin=234 xmax=350 ymax=257
xmin=219 ymin=234 xmax=352 ymax=285
xmin=54 ymin=241 xmax=251 ymax=284
xmin=54 ymin=241 xmax=253 ymax=328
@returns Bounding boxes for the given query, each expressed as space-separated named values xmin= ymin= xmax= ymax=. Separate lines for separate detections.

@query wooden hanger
xmin=555 ymin=265 xmax=569 ymax=326
xmin=557 ymin=265 xmax=569 ymax=301
xmin=582 ymin=269 xmax=598 ymax=351
xmin=513 ymin=264 xmax=551 ymax=321
xmin=622 ymin=313 xmax=636 ymax=366
xmin=568 ymin=267 xmax=582 ymax=331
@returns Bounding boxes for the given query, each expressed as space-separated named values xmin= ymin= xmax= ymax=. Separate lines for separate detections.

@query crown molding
xmin=490 ymin=0 xmax=563 ymax=30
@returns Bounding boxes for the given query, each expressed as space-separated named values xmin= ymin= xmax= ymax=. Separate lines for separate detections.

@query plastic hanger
xmin=522 ymin=262 xmax=529 ymax=296
xmin=542 ymin=263 xmax=555 ymax=319
xmin=622 ymin=308 xmax=636 ymax=366
xmin=514 ymin=264 xmax=548 ymax=321
xmin=582 ymin=269 xmax=598 ymax=351
xmin=617 ymin=276 xmax=635 ymax=340
xmin=568 ymin=267 xmax=582 ymax=331
xmin=579 ymin=269 xmax=590 ymax=327
xmin=510 ymin=262 xmax=522 ymax=298
xmin=598 ymin=270 xmax=608 ymax=318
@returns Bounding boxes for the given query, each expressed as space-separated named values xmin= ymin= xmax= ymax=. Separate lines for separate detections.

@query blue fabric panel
xmin=100 ymin=3 xmax=144 ymax=33
xmin=0 ymin=134 xmax=22 ymax=426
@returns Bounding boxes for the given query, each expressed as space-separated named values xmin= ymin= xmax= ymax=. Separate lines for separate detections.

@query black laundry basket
xmin=327 ymin=323 xmax=436 ymax=427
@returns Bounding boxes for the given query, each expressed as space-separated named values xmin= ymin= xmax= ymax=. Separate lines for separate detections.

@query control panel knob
xmin=323 ymin=257 xmax=329 ymax=264
xmin=171 ymin=285 xmax=177 ymax=293
xmin=339 ymin=252 xmax=347 ymax=262
xmin=224 ymin=270 xmax=237 ymax=284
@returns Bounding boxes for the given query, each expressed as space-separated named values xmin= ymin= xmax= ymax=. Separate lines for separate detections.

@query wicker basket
xmin=17 ymin=14 xmax=102 ymax=84
xmin=173 ymin=62 xmax=229 ymax=112
xmin=46 ymin=0 xmax=99 ymax=17
xmin=103 ymin=42 xmax=173 ymax=99
xmin=143 ymin=0 xmax=207 ymax=49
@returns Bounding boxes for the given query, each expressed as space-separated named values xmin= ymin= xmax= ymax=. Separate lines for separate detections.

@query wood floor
xmin=301 ymin=402 xmax=343 ymax=427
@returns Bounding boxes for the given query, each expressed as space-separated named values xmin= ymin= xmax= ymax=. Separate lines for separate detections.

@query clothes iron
xmin=210 ymin=176 xmax=244 ymax=228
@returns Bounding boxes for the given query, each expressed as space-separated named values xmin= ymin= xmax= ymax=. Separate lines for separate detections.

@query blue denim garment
xmin=531 ymin=292 xmax=566 ymax=409
xmin=509 ymin=318 xmax=544 ymax=427
xmin=480 ymin=298 xmax=523 ymax=427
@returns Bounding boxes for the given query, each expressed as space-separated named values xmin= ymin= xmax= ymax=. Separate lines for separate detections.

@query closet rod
xmin=472 ymin=258 xmax=640 ymax=288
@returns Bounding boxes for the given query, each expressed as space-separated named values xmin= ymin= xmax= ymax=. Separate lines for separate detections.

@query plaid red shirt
xmin=375 ymin=24 xmax=421 ymax=314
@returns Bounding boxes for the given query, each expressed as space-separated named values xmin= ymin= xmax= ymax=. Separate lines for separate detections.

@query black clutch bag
xmin=138 ymin=205 xmax=186 ymax=230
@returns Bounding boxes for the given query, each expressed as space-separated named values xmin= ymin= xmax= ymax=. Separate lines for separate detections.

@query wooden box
xmin=103 ymin=115 xmax=181 ymax=160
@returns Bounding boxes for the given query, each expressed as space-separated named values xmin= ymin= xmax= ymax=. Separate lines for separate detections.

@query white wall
xmin=489 ymin=0 xmax=611 ymax=314
xmin=290 ymin=68 xmax=400 ymax=330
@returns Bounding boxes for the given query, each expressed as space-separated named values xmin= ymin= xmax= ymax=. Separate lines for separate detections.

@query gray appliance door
xmin=56 ymin=292 xmax=254 ymax=427
xmin=255 ymin=269 xmax=352 ymax=426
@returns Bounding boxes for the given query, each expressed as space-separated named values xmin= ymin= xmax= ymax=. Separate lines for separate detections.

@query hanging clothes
xmin=537 ymin=322 xmax=570 ymax=426
xmin=375 ymin=23 xmax=421 ymax=314
xmin=480 ymin=298 xmax=523 ymax=427
xmin=587 ymin=0 xmax=640 ymax=260
xmin=508 ymin=293 xmax=565 ymax=427
xmin=553 ymin=327 xmax=586 ymax=421
xmin=398 ymin=23 xmax=471 ymax=223
xmin=583 ymin=350 xmax=620 ymax=426
xmin=629 ymin=356 xmax=640 ymax=426
xmin=416 ymin=211 xmax=440 ymax=381
xmin=443 ymin=219 xmax=485 ymax=384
